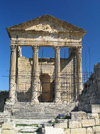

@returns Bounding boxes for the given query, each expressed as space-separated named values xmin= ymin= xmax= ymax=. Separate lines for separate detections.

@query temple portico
xmin=7 ymin=15 xmax=86 ymax=104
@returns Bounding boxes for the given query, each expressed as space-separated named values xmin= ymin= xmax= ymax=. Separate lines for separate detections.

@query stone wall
xmin=17 ymin=56 xmax=75 ymax=102
xmin=60 ymin=57 xmax=75 ymax=103
xmin=79 ymin=62 xmax=100 ymax=112
xmin=1 ymin=107 xmax=100 ymax=134
xmin=43 ymin=111 xmax=100 ymax=134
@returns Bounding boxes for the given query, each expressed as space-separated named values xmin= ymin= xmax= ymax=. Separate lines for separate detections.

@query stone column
xmin=18 ymin=46 xmax=22 ymax=57
xmin=76 ymin=47 xmax=83 ymax=97
xmin=54 ymin=46 xmax=62 ymax=103
xmin=9 ymin=45 xmax=17 ymax=103
xmin=31 ymin=46 xmax=39 ymax=104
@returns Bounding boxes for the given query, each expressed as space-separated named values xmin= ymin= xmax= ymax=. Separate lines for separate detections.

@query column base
xmin=54 ymin=98 xmax=62 ymax=104
xmin=31 ymin=99 xmax=39 ymax=104
xmin=6 ymin=99 xmax=15 ymax=105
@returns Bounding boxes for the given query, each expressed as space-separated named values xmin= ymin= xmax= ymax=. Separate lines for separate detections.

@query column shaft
xmin=31 ymin=46 xmax=39 ymax=104
xmin=9 ymin=45 xmax=17 ymax=103
xmin=77 ymin=47 xmax=83 ymax=97
xmin=54 ymin=46 xmax=62 ymax=103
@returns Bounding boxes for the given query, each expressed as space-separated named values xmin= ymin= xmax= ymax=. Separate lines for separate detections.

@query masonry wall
xmin=79 ymin=62 xmax=100 ymax=112
xmin=17 ymin=56 xmax=76 ymax=103
xmin=17 ymin=57 xmax=32 ymax=102
xmin=44 ymin=111 xmax=100 ymax=134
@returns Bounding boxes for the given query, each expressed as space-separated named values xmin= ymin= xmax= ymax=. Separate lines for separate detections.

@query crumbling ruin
xmin=1 ymin=15 xmax=100 ymax=134
xmin=6 ymin=15 xmax=85 ymax=104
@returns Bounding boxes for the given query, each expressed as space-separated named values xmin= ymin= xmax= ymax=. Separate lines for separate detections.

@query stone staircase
xmin=14 ymin=118 xmax=51 ymax=134
xmin=16 ymin=124 xmax=41 ymax=134
xmin=4 ymin=102 xmax=76 ymax=119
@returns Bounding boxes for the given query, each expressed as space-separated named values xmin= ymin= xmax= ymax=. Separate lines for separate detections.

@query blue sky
xmin=0 ymin=0 xmax=100 ymax=90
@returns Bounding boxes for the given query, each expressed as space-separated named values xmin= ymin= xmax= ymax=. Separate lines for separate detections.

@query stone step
xmin=12 ymin=104 xmax=74 ymax=109
xmin=13 ymin=119 xmax=54 ymax=125
xmin=17 ymin=132 xmax=41 ymax=134
xmin=13 ymin=114 xmax=56 ymax=119
xmin=15 ymin=123 xmax=42 ymax=134
xmin=14 ymin=109 xmax=68 ymax=114
xmin=13 ymin=112 xmax=57 ymax=116
xmin=16 ymin=126 xmax=38 ymax=131
xmin=5 ymin=102 xmax=76 ymax=119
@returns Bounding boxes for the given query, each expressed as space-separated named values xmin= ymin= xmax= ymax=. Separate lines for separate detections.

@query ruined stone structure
xmin=1 ymin=15 xmax=100 ymax=134
xmin=79 ymin=62 xmax=100 ymax=112
xmin=6 ymin=15 xmax=85 ymax=104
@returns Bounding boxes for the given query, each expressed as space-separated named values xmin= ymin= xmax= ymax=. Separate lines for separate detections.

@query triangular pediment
xmin=7 ymin=15 xmax=86 ymax=33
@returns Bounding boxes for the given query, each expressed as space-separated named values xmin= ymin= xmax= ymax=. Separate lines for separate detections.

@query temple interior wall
xmin=17 ymin=56 xmax=76 ymax=102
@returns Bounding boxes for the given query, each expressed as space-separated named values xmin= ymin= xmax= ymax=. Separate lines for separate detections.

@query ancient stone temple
xmin=2 ymin=15 xmax=100 ymax=134
xmin=6 ymin=15 xmax=86 ymax=106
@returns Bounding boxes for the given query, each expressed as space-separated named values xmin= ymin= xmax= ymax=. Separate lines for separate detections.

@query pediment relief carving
xmin=25 ymin=22 xmax=65 ymax=33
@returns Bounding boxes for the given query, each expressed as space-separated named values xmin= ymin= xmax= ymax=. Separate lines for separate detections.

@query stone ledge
xmin=82 ymin=119 xmax=95 ymax=127
xmin=54 ymin=123 xmax=67 ymax=129
xmin=70 ymin=128 xmax=86 ymax=134
xmin=92 ymin=105 xmax=100 ymax=113
xmin=71 ymin=111 xmax=87 ymax=120
xmin=69 ymin=120 xmax=81 ymax=129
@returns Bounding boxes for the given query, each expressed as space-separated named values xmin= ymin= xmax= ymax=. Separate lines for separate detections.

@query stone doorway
xmin=39 ymin=74 xmax=53 ymax=102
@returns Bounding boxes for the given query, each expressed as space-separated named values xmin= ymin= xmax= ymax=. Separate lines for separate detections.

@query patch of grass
xmin=51 ymin=119 xmax=58 ymax=125
xmin=6 ymin=98 xmax=8 ymax=101
xmin=64 ymin=128 xmax=67 ymax=131
xmin=18 ymin=130 xmax=36 ymax=133
xmin=61 ymin=115 xmax=71 ymax=119
xmin=16 ymin=124 xmax=38 ymax=127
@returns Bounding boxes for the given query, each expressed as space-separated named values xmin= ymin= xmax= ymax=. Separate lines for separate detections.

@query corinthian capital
xmin=10 ymin=45 xmax=16 ymax=52
xmin=54 ymin=46 xmax=60 ymax=53
xmin=32 ymin=46 xmax=39 ymax=53
xmin=76 ymin=47 xmax=82 ymax=54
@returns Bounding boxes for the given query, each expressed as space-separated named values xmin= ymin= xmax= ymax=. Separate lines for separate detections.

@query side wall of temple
xmin=79 ymin=62 xmax=100 ymax=112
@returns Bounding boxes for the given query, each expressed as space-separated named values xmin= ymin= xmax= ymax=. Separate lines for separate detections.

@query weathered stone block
xmin=71 ymin=128 xmax=86 ymax=134
xmin=1 ymin=130 xmax=16 ymax=134
xmin=88 ymin=113 xmax=99 ymax=119
xmin=64 ymin=129 xmax=71 ymax=134
xmin=92 ymin=104 xmax=100 ymax=113
xmin=54 ymin=123 xmax=67 ymax=128
xmin=82 ymin=119 xmax=95 ymax=127
xmin=95 ymin=119 xmax=100 ymax=126
xmin=86 ymin=127 xmax=93 ymax=134
xmin=44 ymin=126 xmax=64 ymax=134
xmin=69 ymin=120 xmax=81 ymax=128
xmin=57 ymin=119 xmax=68 ymax=123
xmin=2 ymin=123 xmax=14 ymax=130
xmin=71 ymin=111 xmax=87 ymax=120
xmin=93 ymin=126 xmax=100 ymax=133
xmin=1 ymin=122 xmax=16 ymax=134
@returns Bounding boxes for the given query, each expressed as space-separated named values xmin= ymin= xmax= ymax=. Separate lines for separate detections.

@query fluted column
xmin=31 ymin=46 xmax=39 ymax=104
xmin=54 ymin=46 xmax=62 ymax=103
xmin=9 ymin=45 xmax=17 ymax=103
xmin=77 ymin=47 xmax=83 ymax=97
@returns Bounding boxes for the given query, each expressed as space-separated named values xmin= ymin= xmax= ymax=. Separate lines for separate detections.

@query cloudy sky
xmin=0 ymin=0 xmax=100 ymax=90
